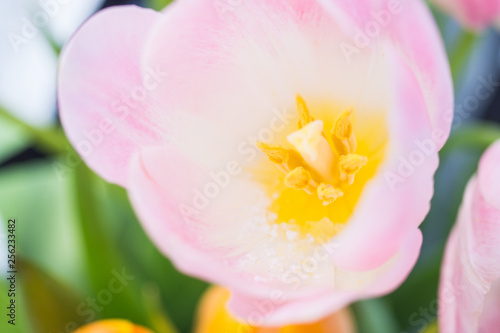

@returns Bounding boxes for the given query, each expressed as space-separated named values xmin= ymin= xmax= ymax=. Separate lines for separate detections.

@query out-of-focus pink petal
xmin=433 ymin=0 xmax=500 ymax=30
xmin=439 ymin=140 xmax=500 ymax=333
xmin=59 ymin=6 xmax=163 ymax=186
xmin=478 ymin=278 xmax=500 ymax=332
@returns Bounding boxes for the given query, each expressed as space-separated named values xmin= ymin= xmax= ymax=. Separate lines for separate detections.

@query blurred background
xmin=0 ymin=0 xmax=499 ymax=332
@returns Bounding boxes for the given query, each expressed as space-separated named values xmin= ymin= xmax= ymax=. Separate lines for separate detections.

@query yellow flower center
xmin=256 ymin=95 xmax=388 ymax=241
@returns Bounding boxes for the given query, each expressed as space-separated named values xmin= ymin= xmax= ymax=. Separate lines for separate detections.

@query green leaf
xmin=97 ymin=182 xmax=208 ymax=333
xmin=0 ymin=161 xmax=87 ymax=292
xmin=145 ymin=0 xmax=174 ymax=11
xmin=72 ymin=164 xmax=152 ymax=327
xmin=0 ymin=105 xmax=68 ymax=155
xmin=448 ymin=31 xmax=479 ymax=86
xmin=17 ymin=258 xmax=84 ymax=333
xmin=0 ymin=116 xmax=30 ymax=164
xmin=421 ymin=321 xmax=438 ymax=333
xmin=142 ymin=283 xmax=180 ymax=333
xmin=352 ymin=299 xmax=400 ymax=333
xmin=440 ymin=122 xmax=500 ymax=157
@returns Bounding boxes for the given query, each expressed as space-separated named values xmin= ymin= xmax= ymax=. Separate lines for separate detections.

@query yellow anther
xmin=256 ymin=141 xmax=290 ymax=164
xmin=338 ymin=154 xmax=368 ymax=185
xmin=333 ymin=109 xmax=353 ymax=140
xmin=317 ymin=183 xmax=344 ymax=205
xmin=284 ymin=167 xmax=315 ymax=193
xmin=338 ymin=154 xmax=368 ymax=174
xmin=296 ymin=94 xmax=314 ymax=129
xmin=332 ymin=109 xmax=357 ymax=154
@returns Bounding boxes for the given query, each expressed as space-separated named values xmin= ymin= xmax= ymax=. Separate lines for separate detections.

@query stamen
xmin=332 ymin=109 xmax=357 ymax=154
xmin=338 ymin=154 xmax=368 ymax=185
xmin=317 ymin=183 xmax=344 ymax=206
xmin=287 ymin=120 xmax=336 ymax=184
xmin=256 ymin=141 xmax=305 ymax=173
xmin=256 ymin=141 xmax=289 ymax=164
xmin=284 ymin=167 xmax=317 ymax=194
xmin=296 ymin=94 xmax=314 ymax=129
xmin=333 ymin=109 xmax=353 ymax=139
xmin=284 ymin=167 xmax=310 ymax=189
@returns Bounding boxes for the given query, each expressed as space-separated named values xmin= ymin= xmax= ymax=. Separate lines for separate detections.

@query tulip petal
xmin=227 ymin=229 xmax=422 ymax=326
xmin=59 ymin=5 xmax=164 ymax=186
xmin=143 ymin=0 xmax=391 ymax=148
xmin=478 ymin=278 xmax=500 ymax=332
xmin=478 ymin=140 xmax=500 ymax=210
xmin=329 ymin=45 xmax=437 ymax=271
xmin=386 ymin=0 xmax=453 ymax=146
xmin=439 ymin=141 xmax=500 ymax=333
xmin=317 ymin=0 xmax=453 ymax=148
xmin=127 ymin=145 xmax=278 ymax=298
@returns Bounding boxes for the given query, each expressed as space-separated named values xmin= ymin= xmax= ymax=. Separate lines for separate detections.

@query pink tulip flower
xmin=439 ymin=140 xmax=500 ymax=333
xmin=432 ymin=0 xmax=500 ymax=30
xmin=59 ymin=0 xmax=452 ymax=326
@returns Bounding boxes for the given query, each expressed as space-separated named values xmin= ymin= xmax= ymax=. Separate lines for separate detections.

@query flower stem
xmin=0 ymin=105 xmax=68 ymax=154
xmin=449 ymin=31 xmax=479 ymax=86
xmin=440 ymin=122 xmax=500 ymax=158
xmin=421 ymin=321 xmax=438 ymax=333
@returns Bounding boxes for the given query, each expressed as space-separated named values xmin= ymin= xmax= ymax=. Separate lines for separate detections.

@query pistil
xmin=287 ymin=120 xmax=336 ymax=184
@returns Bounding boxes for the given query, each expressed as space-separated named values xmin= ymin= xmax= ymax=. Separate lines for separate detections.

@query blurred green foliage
xmin=0 ymin=117 xmax=30 ymax=165
xmin=146 ymin=0 xmax=174 ymax=11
